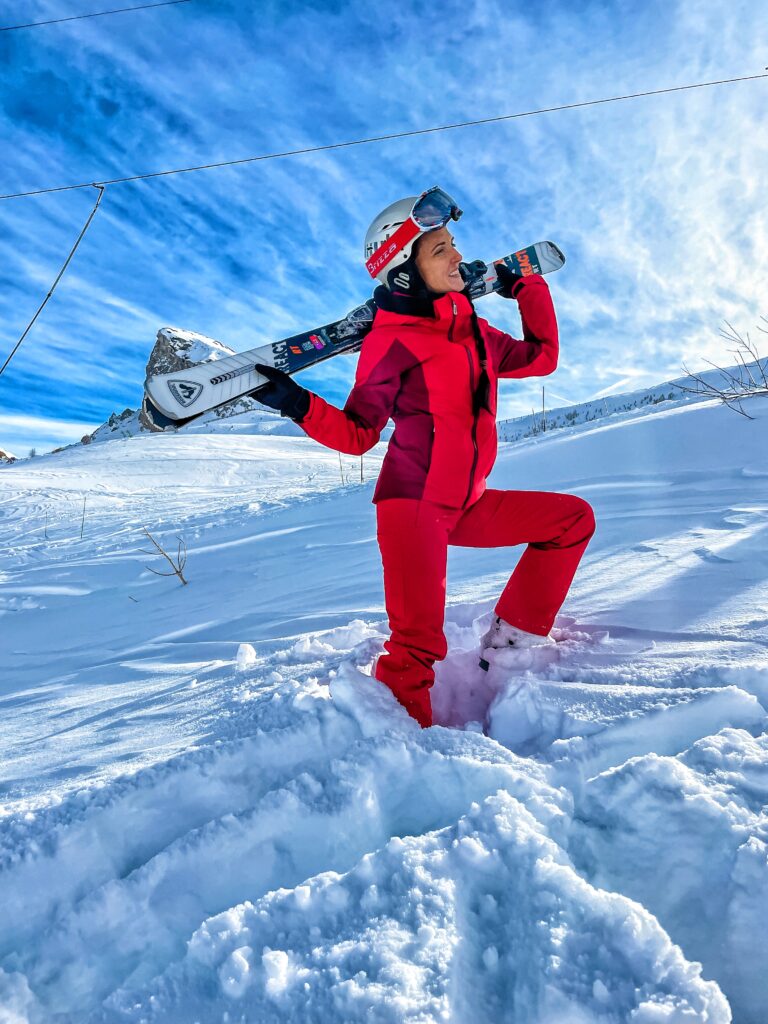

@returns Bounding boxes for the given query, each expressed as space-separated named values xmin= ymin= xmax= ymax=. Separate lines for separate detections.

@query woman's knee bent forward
xmin=560 ymin=495 xmax=596 ymax=546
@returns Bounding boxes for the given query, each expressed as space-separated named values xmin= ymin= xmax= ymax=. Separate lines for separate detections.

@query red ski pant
xmin=374 ymin=489 xmax=596 ymax=727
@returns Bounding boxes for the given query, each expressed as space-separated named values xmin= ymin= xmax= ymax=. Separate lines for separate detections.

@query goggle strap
xmin=365 ymin=216 xmax=420 ymax=279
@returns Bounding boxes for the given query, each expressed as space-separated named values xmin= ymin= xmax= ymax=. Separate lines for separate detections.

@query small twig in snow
xmin=141 ymin=527 xmax=188 ymax=585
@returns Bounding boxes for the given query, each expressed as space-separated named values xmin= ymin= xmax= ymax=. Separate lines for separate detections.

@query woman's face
xmin=414 ymin=226 xmax=464 ymax=294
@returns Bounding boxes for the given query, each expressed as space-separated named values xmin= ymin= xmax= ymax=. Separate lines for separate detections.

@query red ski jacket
xmin=300 ymin=274 xmax=558 ymax=509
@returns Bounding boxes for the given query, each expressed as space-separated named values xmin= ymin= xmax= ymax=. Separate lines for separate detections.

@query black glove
xmin=495 ymin=262 xmax=527 ymax=300
xmin=459 ymin=259 xmax=490 ymax=301
xmin=251 ymin=364 xmax=311 ymax=422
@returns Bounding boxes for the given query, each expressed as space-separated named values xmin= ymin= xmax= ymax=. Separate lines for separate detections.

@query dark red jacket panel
xmin=300 ymin=274 xmax=558 ymax=508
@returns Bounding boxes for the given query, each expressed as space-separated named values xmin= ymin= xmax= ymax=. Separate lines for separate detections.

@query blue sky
xmin=0 ymin=0 xmax=766 ymax=455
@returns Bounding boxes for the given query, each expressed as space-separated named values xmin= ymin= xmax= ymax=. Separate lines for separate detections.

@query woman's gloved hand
xmin=494 ymin=262 xmax=527 ymax=300
xmin=252 ymin=363 xmax=311 ymax=422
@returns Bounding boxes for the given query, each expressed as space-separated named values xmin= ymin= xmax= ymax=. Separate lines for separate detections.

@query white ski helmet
xmin=363 ymin=186 xmax=463 ymax=289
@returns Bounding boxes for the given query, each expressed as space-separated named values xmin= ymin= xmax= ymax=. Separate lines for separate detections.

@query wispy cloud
xmin=586 ymin=374 xmax=648 ymax=401
xmin=0 ymin=413 xmax=97 ymax=457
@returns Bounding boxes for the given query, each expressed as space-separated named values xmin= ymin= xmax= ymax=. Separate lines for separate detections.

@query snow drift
xmin=1 ymin=391 xmax=767 ymax=1022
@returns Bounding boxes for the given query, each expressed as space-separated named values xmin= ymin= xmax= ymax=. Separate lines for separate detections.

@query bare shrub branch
xmin=141 ymin=527 xmax=188 ymax=585
xmin=673 ymin=315 xmax=768 ymax=419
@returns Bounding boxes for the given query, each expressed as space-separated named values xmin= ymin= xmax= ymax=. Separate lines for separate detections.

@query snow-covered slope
xmin=1 ymin=393 xmax=767 ymax=1023
xmin=498 ymin=354 xmax=768 ymax=442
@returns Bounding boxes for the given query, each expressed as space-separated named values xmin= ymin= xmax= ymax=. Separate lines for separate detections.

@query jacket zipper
xmin=455 ymin=299 xmax=480 ymax=509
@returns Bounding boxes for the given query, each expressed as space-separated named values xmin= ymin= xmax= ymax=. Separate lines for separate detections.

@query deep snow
xmin=1 ymin=392 xmax=767 ymax=1023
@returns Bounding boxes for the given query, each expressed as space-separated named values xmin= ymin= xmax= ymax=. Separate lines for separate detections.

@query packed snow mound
xmin=571 ymin=728 xmax=768 ymax=1024
xmin=1 ymin=390 xmax=767 ymax=1021
xmin=0 ymin=446 xmax=16 ymax=463
xmin=0 ymin=650 xmax=744 ymax=1024
xmin=106 ymin=788 xmax=729 ymax=1023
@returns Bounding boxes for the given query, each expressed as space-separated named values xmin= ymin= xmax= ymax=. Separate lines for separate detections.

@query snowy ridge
xmin=83 ymin=401 xmax=308 ymax=445
xmin=498 ymin=355 xmax=767 ymax=442
xmin=1 ymin=393 xmax=767 ymax=1021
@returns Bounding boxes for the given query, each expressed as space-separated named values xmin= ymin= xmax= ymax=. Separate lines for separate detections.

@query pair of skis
xmin=141 ymin=241 xmax=566 ymax=431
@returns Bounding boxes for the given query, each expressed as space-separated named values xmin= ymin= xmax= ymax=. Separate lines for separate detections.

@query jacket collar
xmin=432 ymin=291 xmax=473 ymax=322
xmin=373 ymin=287 xmax=474 ymax=328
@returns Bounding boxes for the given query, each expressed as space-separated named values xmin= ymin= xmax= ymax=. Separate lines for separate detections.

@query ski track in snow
xmin=0 ymin=397 xmax=767 ymax=1022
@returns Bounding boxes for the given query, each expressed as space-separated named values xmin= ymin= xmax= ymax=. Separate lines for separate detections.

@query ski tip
xmin=546 ymin=241 xmax=566 ymax=265
xmin=140 ymin=395 xmax=178 ymax=432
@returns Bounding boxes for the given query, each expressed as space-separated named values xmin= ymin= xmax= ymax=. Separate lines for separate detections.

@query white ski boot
xmin=478 ymin=615 xmax=555 ymax=671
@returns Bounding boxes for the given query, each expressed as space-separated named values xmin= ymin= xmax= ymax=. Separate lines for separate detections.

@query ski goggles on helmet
xmin=365 ymin=186 xmax=463 ymax=280
xmin=411 ymin=186 xmax=463 ymax=230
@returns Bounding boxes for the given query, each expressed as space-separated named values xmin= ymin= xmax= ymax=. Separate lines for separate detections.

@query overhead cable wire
xmin=0 ymin=185 xmax=105 ymax=378
xmin=1 ymin=70 xmax=767 ymax=202
xmin=0 ymin=0 xmax=191 ymax=33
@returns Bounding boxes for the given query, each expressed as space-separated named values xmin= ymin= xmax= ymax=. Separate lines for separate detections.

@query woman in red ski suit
xmin=255 ymin=189 xmax=595 ymax=727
